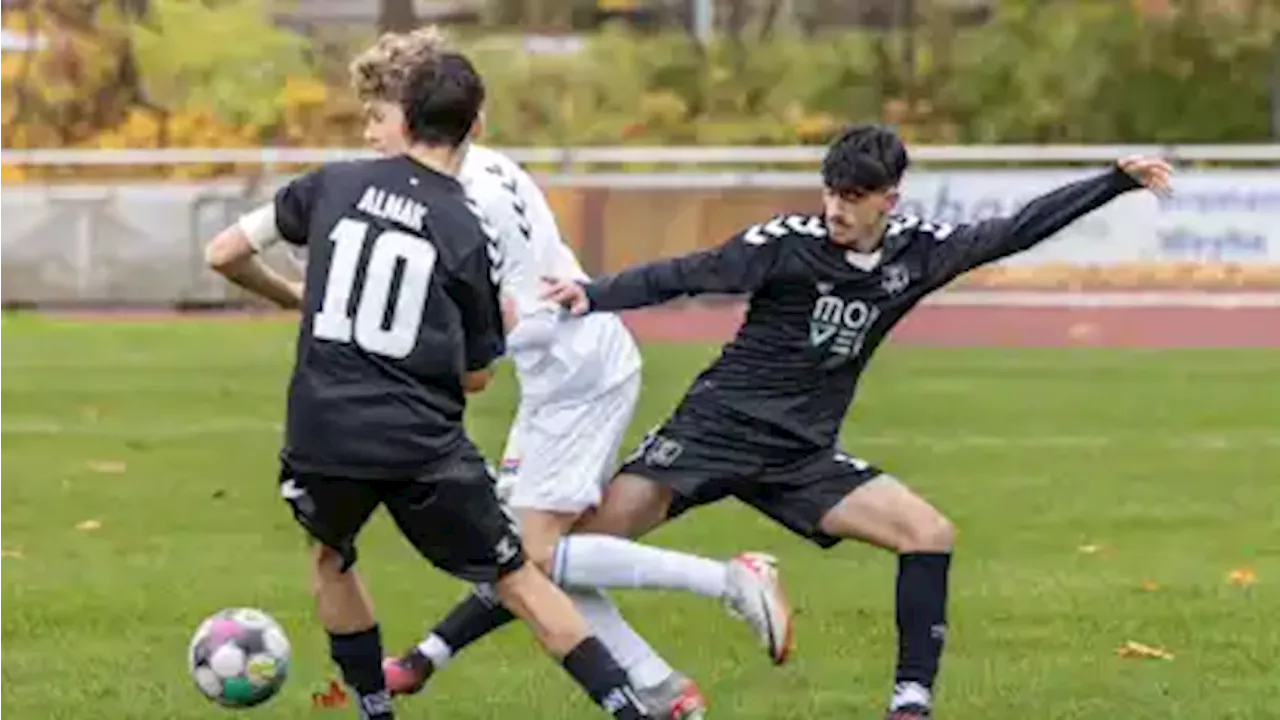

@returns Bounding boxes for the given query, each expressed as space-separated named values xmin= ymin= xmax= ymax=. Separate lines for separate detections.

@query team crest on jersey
xmin=880 ymin=263 xmax=911 ymax=295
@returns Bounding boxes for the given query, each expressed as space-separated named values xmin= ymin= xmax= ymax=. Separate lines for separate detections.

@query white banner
xmin=896 ymin=169 xmax=1280 ymax=265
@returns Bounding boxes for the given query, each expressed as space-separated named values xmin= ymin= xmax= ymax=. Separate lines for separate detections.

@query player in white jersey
xmin=346 ymin=28 xmax=794 ymax=718
xmin=459 ymin=143 xmax=644 ymax=511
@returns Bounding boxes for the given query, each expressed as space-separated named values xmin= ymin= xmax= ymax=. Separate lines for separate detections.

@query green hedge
xmin=3 ymin=0 xmax=1276 ymax=157
xmin=461 ymin=1 xmax=1277 ymax=146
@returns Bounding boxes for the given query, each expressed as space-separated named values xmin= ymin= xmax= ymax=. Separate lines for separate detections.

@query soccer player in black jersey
xmin=535 ymin=125 xmax=1173 ymax=719
xmin=204 ymin=51 xmax=656 ymax=720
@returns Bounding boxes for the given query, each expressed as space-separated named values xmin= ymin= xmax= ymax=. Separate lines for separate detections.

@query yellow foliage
xmin=638 ymin=91 xmax=688 ymax=128
xmin=792 ymin=112 xmax=839 ymax=144
xmin=281 ymin=76 xmax=330 ymax=111
xmin=0 ymin=164 xmax=27 ymax=184
xmin=92 ymin=109 xmax=165 ymax=148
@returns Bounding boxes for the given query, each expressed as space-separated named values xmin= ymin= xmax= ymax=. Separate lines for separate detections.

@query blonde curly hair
xmin=349 ymin=25 xmax=450 ymax=103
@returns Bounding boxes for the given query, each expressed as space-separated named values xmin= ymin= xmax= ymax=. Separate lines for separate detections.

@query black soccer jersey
xmin=271 ymin=155 xmax=506 ymax=478
xmin=584 ymin=166 xmax=1142 ymax=450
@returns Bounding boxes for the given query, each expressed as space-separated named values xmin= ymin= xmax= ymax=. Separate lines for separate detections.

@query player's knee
xmin=513 ymin=508 xmax=578 ymax=576
xmin=899 ymin=509 xmax=955 ymax=553
xmin=309 ymin=543 xmax=350 ymax=587
xmin=522 ymin=538 xmax=558 ymax=576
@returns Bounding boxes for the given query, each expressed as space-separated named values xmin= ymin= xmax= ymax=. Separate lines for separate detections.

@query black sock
xmin=329 ymin=625 xmax=393 ymax=720
xmin=430 ymin=586 xmax=517 ymax=657
xmin=895 ymin=552 xmax=952 ymax=695
xmin=562 ymin=636 xmax=653 ymax=719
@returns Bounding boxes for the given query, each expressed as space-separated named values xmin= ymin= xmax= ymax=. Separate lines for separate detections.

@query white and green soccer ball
xmin=188 ymin=608 xmax=291 ymax=708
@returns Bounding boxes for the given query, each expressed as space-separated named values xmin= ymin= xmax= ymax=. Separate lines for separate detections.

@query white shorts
xmin=499 ymin=373 xmax=641 ymax=513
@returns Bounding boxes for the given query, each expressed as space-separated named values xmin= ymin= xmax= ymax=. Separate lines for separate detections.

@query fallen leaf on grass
xmin=311 ymin=679 xmax=349 ymax=709
xmin=76 ymin=519 xmax=102 ymax=531
xmin=1116 ymin=641 xmax=1174 ymax=660
xmin=2 ymin=550 xmax=23 ymax=559
xmin=1139 ymin=580 xmax=1160 ymax=592
xmin=1227 ymin=568 xmax=1257 ymax=587
xmin=87 ymin=460 xmax=127 ymax=474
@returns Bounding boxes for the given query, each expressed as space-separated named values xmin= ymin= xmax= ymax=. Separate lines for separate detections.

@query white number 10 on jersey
xmin=312 ymin=217 xmax=437 ymax=359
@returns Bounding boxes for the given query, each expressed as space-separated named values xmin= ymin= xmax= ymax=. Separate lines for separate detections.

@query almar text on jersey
xmin=271 ymin=156 xmax=506 ymax=478
xmin=583 ymin=167 xmax=1142 ymax=450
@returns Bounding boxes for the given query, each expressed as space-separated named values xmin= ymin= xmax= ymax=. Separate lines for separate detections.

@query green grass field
xmin=3 ymin=316 xmax=1278 ymax=719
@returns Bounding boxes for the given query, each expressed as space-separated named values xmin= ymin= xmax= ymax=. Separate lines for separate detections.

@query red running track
xmin=620 ymin=304 xmax=1280 ymax=348
xmin=41 ymin=301 xmax=1280 ymax=348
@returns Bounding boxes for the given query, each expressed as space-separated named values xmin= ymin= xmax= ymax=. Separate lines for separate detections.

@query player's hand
xmin=1117 ymin=155 xmax=1174 ymax=197
xmin=540 ymin=277 xmax=590 ymax=315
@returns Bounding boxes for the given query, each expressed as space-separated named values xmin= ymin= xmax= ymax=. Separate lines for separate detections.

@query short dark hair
xmin=821 ymin=124 xmax=909 ymax=196
xmin=400 ymin=51 xmax=485 ymax=148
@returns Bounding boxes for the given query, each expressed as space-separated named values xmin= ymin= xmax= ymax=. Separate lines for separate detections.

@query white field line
xmin=3 ymin=418 xmax=1277 ymax=450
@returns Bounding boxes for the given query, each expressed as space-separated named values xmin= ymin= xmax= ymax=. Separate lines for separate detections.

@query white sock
xmin=570 ymin=589 xmax=673 ymax=689
xmin=416 ymin=633 xmax=452 ymax=669
xmin=551 ymin=534 xmax=728 ymax=598
xmin=890 ymin=681 xmax=932 ymax=710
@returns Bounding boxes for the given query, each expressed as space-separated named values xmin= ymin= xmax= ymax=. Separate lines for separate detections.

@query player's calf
xmin=496 ymin=562 xmax=656 ymax=719
xmin=308 ymin=546 xmax=394 ymax=720
xmin=818 ymin=475 xmax=954 ymax=718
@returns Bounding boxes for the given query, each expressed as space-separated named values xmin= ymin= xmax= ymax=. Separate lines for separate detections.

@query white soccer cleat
xmin=723 ymin=552 xmax=794 ymax=665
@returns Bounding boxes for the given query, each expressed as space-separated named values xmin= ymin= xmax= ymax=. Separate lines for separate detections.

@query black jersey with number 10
xmin=270 ymin=156 xmax=505 ymax=479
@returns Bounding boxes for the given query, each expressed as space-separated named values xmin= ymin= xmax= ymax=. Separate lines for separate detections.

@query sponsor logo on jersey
xmin=809 ymin=291 xmax=881 ymax=359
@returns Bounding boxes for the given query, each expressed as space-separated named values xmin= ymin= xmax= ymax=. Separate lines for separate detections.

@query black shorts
xmin=278 ymin=443 xmax=524 ymax=583
xmin=618 ymin=400 xmax=884 ymax=548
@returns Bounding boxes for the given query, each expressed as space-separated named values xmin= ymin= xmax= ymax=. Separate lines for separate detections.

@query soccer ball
xmin=188 ymin=607 xmax=291 ymax=708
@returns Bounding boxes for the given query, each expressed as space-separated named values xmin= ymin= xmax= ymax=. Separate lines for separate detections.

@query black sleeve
xmin=448 ymin=238 xmax=507 ymax=372
xmin=583 ymin=216 xmax=796 ymax=312
xmin=272 ymin=168 xmax=324 ymax=246
xmin=920 ymin=166 xmax=1143 ymax=287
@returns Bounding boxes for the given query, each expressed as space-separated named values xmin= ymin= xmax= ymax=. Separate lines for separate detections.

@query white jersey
xmin=459 ymin=145 xmax=640 ymax=403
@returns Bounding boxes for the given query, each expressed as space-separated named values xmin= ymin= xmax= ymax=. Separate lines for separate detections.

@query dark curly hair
xmin=400 ymin=51 xmax=485 ymax=148
xmin=821 ymin=124 xmax=910 ymax=196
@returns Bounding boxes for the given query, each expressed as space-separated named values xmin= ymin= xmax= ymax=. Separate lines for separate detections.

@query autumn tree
xmin=2 ymin=0 xmax=150 ymax=147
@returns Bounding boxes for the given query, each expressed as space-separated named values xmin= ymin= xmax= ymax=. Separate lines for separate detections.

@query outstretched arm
xmin=920 ymin=156 xmax=1172 ymax=287
xmin=543 ymin=222 xmax=788 ymax=314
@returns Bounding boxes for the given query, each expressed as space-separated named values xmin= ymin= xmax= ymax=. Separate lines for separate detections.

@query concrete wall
xmin=0 ymin=179 xmax=812 ymax=306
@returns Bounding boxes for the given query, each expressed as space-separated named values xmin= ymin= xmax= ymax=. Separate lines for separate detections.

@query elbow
xmin=204 ymin=228 xmax=254 ymax=275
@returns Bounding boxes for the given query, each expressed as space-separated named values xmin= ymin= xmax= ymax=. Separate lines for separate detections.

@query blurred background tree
xmin=2 ymin=0 xmax=1276 ymax=162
